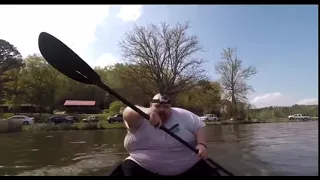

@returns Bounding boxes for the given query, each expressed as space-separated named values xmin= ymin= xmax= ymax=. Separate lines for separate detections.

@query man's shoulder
xmin=170 ymin=108 xmax=202 ymax=127
xmin=171 ymin=107 xmax=196 ymax=116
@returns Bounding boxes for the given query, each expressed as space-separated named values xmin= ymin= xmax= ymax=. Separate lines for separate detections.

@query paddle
xmin=38 ymin=32 xmax=234 ymax=176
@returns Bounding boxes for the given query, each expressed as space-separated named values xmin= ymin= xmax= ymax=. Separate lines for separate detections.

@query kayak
xmin=107 ymin=160 xmax=226 ymax=176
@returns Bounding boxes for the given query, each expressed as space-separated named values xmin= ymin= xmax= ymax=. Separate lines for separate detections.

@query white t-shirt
xmin=124 ymin=107 xmax=206 ymax=175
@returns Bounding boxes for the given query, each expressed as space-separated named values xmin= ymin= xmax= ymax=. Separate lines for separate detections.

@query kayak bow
xmin=107 ymin=159 xmax=230 ymax=176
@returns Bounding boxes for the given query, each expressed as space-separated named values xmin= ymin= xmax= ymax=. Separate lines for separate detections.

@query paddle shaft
xmin=96 ymin=82 xmax=234 ymax=176
xmin=37 ymin=32 xmax=233 ymax=176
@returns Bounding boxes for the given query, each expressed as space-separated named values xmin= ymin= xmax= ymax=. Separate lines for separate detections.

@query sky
xmin=0 ymin=5 xmax=318 ymax=108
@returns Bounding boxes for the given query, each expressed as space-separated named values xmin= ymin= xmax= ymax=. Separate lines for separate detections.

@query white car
xmin=82 ymin=116 xmax=99 ymax=123
xmin=200 ymin=114 xmax=218 ymax=121
xmin=288 ymin=114 xmax=311 ymax=120
xmin=8 ymin=115 xmax=34 ymax=125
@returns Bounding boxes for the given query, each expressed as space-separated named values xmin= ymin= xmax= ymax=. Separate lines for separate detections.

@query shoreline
xmin=0 ymin=118 xmax=317 ymax=133
xmin=205 ymin=118 xmax=318 ymax=125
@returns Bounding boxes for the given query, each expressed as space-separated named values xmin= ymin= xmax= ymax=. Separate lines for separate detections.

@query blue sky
xmin=1 ymin=5 xmax=318 ymax=108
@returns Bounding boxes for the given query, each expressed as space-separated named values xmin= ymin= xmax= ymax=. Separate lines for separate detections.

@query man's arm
xmin=188 ymin=111 xmax=207 ymax=146
xmin=123 ymin=105 xmax=149 ymax=129
xmin=196 ymin=126 xmax=207 ymax=146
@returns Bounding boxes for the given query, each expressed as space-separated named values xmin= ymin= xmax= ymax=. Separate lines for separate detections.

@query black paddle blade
xmin=38 ymin=32 xmax=101 ymax=85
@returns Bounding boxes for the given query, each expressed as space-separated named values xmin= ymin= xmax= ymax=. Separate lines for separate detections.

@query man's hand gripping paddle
xmin=38 ymin=32 xmax=234 ymax=176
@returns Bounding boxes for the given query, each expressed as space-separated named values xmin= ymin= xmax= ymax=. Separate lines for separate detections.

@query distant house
xmin=63 ymin=100 xmax=100 ymax=114
xmin=220 ymin=99 xmax=232 ymax=119
xmin=19 ymin=104 xmax=41 ymax=113
xmin=0 ymin=105 xmax=10 ymax=113
xmin=0 ymin=104 xmax=43 ymax=114
xmin=64 ymin=100 xmax=96 ymax=106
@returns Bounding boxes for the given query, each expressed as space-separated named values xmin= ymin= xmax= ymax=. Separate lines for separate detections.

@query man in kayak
xmin=121 ymin=93 xmax=214 ymax=176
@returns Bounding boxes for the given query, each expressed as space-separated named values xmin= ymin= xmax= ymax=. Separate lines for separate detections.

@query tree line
xmin=0 ymin=22 xmax=317 ymax=120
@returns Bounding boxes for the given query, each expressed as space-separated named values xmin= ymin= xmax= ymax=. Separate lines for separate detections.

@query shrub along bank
xmin=0 ymin=117 xmax=317 ymax=133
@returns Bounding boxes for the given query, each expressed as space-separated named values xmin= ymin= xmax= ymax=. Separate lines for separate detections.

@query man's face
xmin=150 ymin=102 xmax=172 ymax=122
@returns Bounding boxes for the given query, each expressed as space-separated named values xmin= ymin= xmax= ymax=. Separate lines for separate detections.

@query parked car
xmin=65 ymin=115 xmax=78 ymax=122
xmin=107 ymin=114 xmax=123 ymax=123
xmin=230 ymin=116 xmax=246 ymax=121
xmin=82 ymin=116 xmax=99 ymax=123
xmin=288 ymin=114 xmax=311 ymax=121
xmin=8 ymin=115 xmax=34 ymax=125
xmin=47 ymin=116 xmax=75 ymax=124
xmin=200 ymin=114 xmax=218 ymax=121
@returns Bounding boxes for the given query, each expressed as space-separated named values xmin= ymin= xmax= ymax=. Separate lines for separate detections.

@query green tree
xmin=0 ymin=39 xmax=24 ymax=103
xmin=2 ymin=68 xmax=25 ymax=112
xmin=176 ymin=80 xmax=221 ymax=115
xmin=21 ymin=54 xmax=65 ymax=112
xmin=109 ymin=101 xmax=126 ymax=115
xmin=273 ymin=109 xmax=285 ymax=118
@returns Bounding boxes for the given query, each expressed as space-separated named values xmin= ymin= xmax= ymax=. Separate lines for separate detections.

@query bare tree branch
xmin=215 ymin=47 xmax=257 ymax=120
xmin=118 ymin=22 xmax=205 ymax=96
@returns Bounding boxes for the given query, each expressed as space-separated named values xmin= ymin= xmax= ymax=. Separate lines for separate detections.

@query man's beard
xmin=158 ymin=112 xmax=168 ymax=121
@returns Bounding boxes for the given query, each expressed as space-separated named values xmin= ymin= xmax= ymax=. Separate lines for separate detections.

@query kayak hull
xmin=108 ymin=161 xmax=125 ymax=176
xmin=107 ymin=160 xmax=222 ymax=176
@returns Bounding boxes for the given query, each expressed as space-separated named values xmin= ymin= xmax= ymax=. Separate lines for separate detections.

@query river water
xmin=0 ymin=121 xmax=318 ymax=176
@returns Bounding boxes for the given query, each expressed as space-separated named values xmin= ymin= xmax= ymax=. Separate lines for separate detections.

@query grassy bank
xmin=0 ymin=113 xmax=115 ymax=123
xmin=0 ymin=117 xmax=316 ymax=133
xmin=21 ymin=121 xmax=125 ymax=132
xmin=205 ymin=118 xmax=318 ymax=125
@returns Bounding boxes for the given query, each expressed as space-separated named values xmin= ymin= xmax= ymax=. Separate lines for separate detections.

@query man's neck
xmin=162 ymin=111 xmax=173 ymax=125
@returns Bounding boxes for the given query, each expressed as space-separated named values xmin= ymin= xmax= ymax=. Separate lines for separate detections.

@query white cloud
xmin=116 ymin=5 xmax=143 ymax=22
xmin=296 ymin=98 xmax=318 ymax=105
xmin=251 ymin=92 xmax=284 ymax=108
xmin=0 ymin=5 xmax=110 ymax=64
xmin=92 ymin=53 xmax=119 ymax=68
xmin=250 ymin=92 xmax=318 ymax=108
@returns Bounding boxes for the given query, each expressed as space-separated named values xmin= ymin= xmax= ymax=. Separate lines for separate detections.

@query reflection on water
xmin=0 ymin=129 xmax=128 ymax=176
xmin=0 ymin=122 xmax=318 ymax=176
xmin=206 ymin=122 xmax=318 ymax=176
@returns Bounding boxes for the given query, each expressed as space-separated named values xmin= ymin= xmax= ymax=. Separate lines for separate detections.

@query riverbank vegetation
xmin=1 ymin=117 xmax=316 ymax=133
xmin=1 ymin=22 xmax=318 ymax=129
